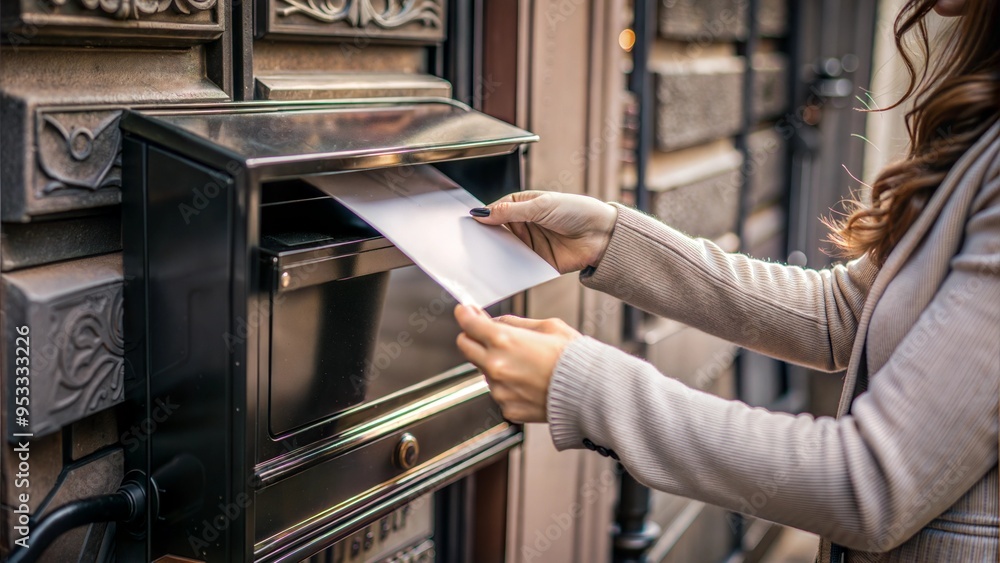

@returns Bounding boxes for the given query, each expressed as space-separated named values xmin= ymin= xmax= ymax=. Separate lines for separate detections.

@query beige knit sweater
xmin=547 ymin=120 xmax=1000 ymax=562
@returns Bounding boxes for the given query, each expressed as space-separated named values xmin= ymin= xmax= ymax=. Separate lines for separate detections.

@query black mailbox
xmin=120 ymin=98 xmax=537 ymax=562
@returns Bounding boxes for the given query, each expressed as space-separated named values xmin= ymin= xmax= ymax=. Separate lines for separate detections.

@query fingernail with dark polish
xmin=470 ymin=207 xmax=491 ymax=217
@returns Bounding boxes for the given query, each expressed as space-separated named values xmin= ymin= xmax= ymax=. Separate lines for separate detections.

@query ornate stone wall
xmin=1 ymin=0 xmax=231 ymax=550
xmin=0 ymin=0 xmax=445 ymax=558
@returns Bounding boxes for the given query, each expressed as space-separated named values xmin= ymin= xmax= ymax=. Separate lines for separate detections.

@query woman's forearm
xmin=583 ymin=204 xmax=879 ymax=371
xmin=548 ymin=331 xmax=997 ymax=552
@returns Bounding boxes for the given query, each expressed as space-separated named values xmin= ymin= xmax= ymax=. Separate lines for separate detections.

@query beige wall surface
xmin=864 ymin=0 xmax=956 ymax=184
xmin=509 ymin=1 xmax=626 ymax=562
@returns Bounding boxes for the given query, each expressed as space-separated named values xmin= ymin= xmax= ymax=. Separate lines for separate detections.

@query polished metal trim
xmin=265 ymin=363 xmax=477 ymax=442
xmin=254 ymin=373 xmax=491 ymax=487
xmin=249 ymin=140 xmax=529 ymax=181
xmin=121 ymin=97 xmax=539 ymax=181
xmin=254 ymin=427 xmax=521 ymax=562
xmin=139 ymin=96 xmax=475 ymax=116
xmin=262 ymin=233 xmax=393 ymax=261
xmin=275 ymin=244 xmax=413 ymax=292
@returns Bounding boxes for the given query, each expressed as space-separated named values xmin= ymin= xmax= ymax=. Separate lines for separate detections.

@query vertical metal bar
xmin=471 ymin=0 xmax=485 ymax=111
xmin=623 ymin=0 xmax=656 ymax=343
xmin=444 ymin=0 xmax=475 ymax=105
xmin=613 ymin=468 xmax=660 ymax=563
xmin=616 ymin=3 xmax=659 ymax=561
xmin=629 ymin=0 xmax=655 ymax=216
xmin=434 ymin=479 xmax=472 ymax=563
xmin=232 ymin=0 xmax=254 ymax=100
xmin=736 ymin=0 xmax=760 ymax=254
xmin=730 ymin=0 xmax=760 ymax=554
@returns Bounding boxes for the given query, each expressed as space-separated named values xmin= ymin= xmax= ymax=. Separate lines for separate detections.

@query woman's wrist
xmin=589 ymin=202 xmax=619 ymax=268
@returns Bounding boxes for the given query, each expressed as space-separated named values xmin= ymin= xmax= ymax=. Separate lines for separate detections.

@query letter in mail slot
xmin=306 ymin=165 xmax=560 ymax=308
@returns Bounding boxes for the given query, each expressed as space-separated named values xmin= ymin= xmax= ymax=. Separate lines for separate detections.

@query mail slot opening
xmin=259 ymin=173 xmax=508 ymax=437
xmin=261 ymin=181 xmax=375 ymax=250
xmin=258 ymin=155 xmax=518 ymax=248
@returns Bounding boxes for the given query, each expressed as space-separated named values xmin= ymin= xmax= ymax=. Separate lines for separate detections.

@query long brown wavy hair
xmin=827 ymin=0 xmax=1000 ymax=265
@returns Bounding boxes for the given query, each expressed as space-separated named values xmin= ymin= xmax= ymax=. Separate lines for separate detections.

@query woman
xmin=453 ymin=0 xmax=999 ymax=560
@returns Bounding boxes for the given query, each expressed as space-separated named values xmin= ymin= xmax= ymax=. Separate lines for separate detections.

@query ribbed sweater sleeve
xmin=547 ymin=183 xmax=1000 ymax=551
xmin=581 ymin=203 xmax=879 ymax=372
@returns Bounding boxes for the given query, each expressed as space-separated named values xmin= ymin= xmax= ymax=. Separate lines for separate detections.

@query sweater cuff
xmin=547 ymin=335 xmax=656 ymax=452
xmin=580 ymin=203 xmax=688 ymax=300
xmin=547 ymin=336 xmax=606 ymax=451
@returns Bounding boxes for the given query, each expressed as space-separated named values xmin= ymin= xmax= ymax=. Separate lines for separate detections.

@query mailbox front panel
xmin=120 ymin=101 xmax=534 ymax=562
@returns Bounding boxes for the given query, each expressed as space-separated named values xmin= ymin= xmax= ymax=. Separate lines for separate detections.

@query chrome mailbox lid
xmin=120 ymin=97 xmax=538 ymax=181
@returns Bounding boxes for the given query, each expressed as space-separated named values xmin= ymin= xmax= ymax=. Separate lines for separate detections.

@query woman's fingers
xmin=470 ymin=193 xmax=515 ymax=225
xmin=455 ymin=332 xmax=488 ymax=367
xmin=507 ymin=221 xmax=532 ymax=247
xmin=494 ymin=315 xmax=548 ymax=331
xmin=473 ymin=191 xmax=550 ymax=226
xmin=454 ymin=304 xmax=504 ymax=346
xmin=453 ymin=304 xmax=573 ymax=425
xmin=495 ymin=315 xmax=576 ymax=338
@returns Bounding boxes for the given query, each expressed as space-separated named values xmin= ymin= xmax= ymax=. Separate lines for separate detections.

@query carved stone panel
xmin=0 ymin=107 xmax=123 ymax=221
xmin=262 ymin=0 xmax=446 ymax=43
xmin=2 ymin=253 xmax=124 ymax=437
xmin=1 ymin=0 xmax=225 ymax=45
xmin=39 ymin=109 xmax=123 ymax=195
xmin=1 ymin=45 xmax=229 ymax=221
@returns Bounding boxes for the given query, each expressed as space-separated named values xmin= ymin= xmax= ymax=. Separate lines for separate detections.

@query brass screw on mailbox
xmin=394 ymin=433 xmax=420 ymax=470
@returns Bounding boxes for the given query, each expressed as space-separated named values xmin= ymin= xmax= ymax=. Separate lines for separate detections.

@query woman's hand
xmin=454 ymin=304 xmax=581 ymax=423
xmin=473 ymin=191 xmax=618 ymax=274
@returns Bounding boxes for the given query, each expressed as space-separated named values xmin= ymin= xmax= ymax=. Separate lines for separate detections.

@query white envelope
xmin=306 ymin=165 xmax=560 ymax=308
